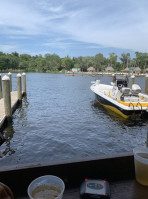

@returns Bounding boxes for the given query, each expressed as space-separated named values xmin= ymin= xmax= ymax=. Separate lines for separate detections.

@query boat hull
xmin=95 ymin=93 xmax=145 ymax=119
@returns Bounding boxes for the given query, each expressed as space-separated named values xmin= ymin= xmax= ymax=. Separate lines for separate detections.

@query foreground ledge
xmin=0 ymin=152 xmax=135 ymax=197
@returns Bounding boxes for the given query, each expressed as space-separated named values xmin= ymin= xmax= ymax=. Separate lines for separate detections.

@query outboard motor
xmin=131 ymin=84 xmax=141 ymax=95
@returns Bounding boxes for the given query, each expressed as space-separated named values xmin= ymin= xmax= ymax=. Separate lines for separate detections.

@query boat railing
xmin=129 ymin=102 xmax=134 ymax=109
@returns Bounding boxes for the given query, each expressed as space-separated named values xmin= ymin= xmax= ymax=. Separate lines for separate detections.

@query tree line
xmin=0 ymin=51 xmax=148 ymax=73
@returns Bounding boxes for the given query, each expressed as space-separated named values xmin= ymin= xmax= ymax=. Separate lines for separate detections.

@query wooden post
xmin=8 ymin=72 xmax=12 ymax=92
xmin=130 ymin=75 xmax=135 ymax=90
xmin=2 ymin=75 xmax=12 ymax=119
xmin=0 ymin=74 xmax=2 ymax=99
xmin=22 ymin=73 xmax=26 ymax=95
xmin=145 ymin=75 xmax=148 ymax=95
xmin=112 ymin=74 xmax=115 ymax=83
xmin=17 ymin=73 xmax=22 ymax=101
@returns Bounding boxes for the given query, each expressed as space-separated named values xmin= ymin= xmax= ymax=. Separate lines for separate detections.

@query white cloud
xmin=0 ymin=45 xmax=17 ymax=52
xmin=1 ymin=0 xmax=148 ymax=54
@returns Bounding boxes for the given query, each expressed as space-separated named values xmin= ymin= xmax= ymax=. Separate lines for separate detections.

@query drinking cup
xmin=27 ymin=175 xmax=65 ymax=199
xmin=133 ymin=147 xmax=148 ymax=186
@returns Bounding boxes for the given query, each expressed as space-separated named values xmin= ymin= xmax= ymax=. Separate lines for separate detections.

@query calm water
xmin=0 ymin=73 xmax=148 ymax=166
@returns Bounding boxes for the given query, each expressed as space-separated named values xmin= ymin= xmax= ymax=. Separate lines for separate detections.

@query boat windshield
xmin=114 ymin=75 xmax=128 ymax=88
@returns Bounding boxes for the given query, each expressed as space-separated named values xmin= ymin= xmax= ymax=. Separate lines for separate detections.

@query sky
xmin=0 ymin=0 xmax=148 ymax=58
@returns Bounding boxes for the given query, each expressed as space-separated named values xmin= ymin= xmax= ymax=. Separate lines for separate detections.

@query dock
xmin=0 ymin=73 xmax=26 ymax=130
xmin=0 ymin=91 xmax=18 ymax=129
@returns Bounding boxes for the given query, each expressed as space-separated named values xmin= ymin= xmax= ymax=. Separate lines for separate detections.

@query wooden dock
xmin=0 ymin=91 xmax=18 ymax=129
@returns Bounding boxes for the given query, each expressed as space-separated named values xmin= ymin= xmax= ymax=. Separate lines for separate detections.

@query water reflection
xmin=2 ymin=122 xmax=15 ymax=156
xmin=1 ymin=96 xmax=29 ymax=157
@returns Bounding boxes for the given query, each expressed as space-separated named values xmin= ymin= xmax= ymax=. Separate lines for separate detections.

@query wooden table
xmin=1 ymin=153 xmax=148 ymax=199
xmin=15 ymin=179 xmax=148 ymax=199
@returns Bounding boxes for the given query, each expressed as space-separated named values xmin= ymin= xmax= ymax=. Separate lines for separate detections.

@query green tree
xmin=109 ymin=53 xmax=117 ymax=66
xmin=120 ymin=53 xmax=131 ymax=69
xmin=61 ymin=56 xmax=74 ymax=70
xmin=94 ymin=53 xmax=105 ymax=71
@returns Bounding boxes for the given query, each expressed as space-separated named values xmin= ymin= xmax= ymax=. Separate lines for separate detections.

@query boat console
xmin=114 ymin=75 xmax=128 ymax=89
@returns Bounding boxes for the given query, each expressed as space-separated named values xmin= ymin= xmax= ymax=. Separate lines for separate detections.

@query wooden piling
xmin=145 ymin=75 xmax=148 ymax=95
xmin=0 ymin=73 xmax=26 ymax=129
xmin=17 ymin=73 xmax=22 ymax=101
xmin=22 ymin=73 xmax=26 ymax=95
xmin=2 ymin=75 xmax=12 ymax=119
xmin=130 ymin=75 xmax=135 ymax=89
xmin=8 ymin=72 xmax=12 ymax=92
xmin=112 ymin=74 xmax=115 ymax=83
xmin=0 ymin=74 xmax=2 ymax=99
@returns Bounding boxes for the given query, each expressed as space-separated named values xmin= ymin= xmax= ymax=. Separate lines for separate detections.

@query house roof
xmin=134 ymin=67 xmax=141 ymax=72
xmin=105 ymin=66 xmax=114 ymax=72
xmin=124 ymin=67 xmax=129 ymax=72
xmin=87 ymin=67 xmax=95 ymax=71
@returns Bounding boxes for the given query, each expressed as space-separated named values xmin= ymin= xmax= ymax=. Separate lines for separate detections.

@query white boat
xmin=90 ymin=75 xmax=148 ymax=118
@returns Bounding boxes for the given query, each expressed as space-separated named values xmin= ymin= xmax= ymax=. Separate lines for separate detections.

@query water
xmin=0 ymin=73 xmax=148 ymax=166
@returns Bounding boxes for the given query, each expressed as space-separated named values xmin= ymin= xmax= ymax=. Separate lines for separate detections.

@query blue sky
xmin=0 ymin=0 xmax=148 ymax=58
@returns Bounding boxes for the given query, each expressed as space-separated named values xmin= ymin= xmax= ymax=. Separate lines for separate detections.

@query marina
xmin=0 ymin=73 xmax=148 ymax=198
xmin=0 ymin=73 xmax=147 ymax=166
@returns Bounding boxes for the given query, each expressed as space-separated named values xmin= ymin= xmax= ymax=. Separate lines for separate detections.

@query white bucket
xmin=27 ymin=175 xmax=65 ymax=199
xmin=133 ymin=147 xmax=148 ymax=186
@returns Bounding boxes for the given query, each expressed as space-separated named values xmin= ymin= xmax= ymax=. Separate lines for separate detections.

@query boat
xmin=90 ymin=74 xmax=148 ymax=119
xmin=0 ymin=152 xmax=148 ymax=198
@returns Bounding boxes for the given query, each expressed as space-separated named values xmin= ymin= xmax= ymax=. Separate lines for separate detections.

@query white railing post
xmin=17 ymin=73 xmax=22 ymax=101
xmin=22 ymin=73 xmax=26 ymax=95
xmin=2 ymin=75 xmax=12 ymax=119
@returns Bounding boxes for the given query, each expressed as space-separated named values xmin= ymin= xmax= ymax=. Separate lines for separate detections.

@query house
xmin=134 ymin=67 xmax=141 ymax=74
xmin=72 ymin=68 xmax=81 ymax=72
xmin=87 ymin=67 xmax=96 ymax=72
xmin=124 ymin=67 xmax=129 ymax=72
xmin=105 ymin=66 xmax=114 ymax=72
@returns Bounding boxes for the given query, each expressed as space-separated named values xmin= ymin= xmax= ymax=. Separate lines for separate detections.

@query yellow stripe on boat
xmin=117 ymin=100 xmax=148 ymax=107
xmin=96 ymin=99 xmax=140 ymax=119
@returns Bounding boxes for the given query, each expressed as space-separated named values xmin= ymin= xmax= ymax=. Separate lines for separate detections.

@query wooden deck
xmin=0 ymin=91 xmax=18 ymax=129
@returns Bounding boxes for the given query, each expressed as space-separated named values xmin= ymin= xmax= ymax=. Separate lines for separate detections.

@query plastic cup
xmin=133 ymin=147 xmax=148 ymax=186
xmin=27 ymin=175 xmax=65 ymax=199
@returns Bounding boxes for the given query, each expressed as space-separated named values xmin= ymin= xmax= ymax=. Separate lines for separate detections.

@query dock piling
xmin=112 ymin=74 xmax=115 ymax=83
xmin=0 ymin=74 xmax=2 ymax=99
xmin=8 ymin=72 xmax=12 ymax=92
xmin=22 ymin=73 xmax=26 ymax=95
xmin=130 ymin=75 xmax=135 ymax=90
xmin=145 ymin=75 xmax=148 ymax=95
xmin=2 ymin=75 xmax=12 ymax=119
xmin=17 ymin=73 xmax=22 ymax=101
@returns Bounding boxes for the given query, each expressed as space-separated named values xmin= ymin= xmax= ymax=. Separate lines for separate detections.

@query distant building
xmin=129 ymin=66 xmax=135 ymax=72
xmin=145 ymin=68 xmax=148 ymax=73
xmin=72 ymin=68 xmax=81 ymax=72
xmin=124 ymin=67 xmax=129 ymax=72
xmin=105 ymin=66 xmax=114 ymax=72
xmin=134 ymin=67 xmax=141 ymax=74
xmin=87 ymin=67 xmax=96 ymax=72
